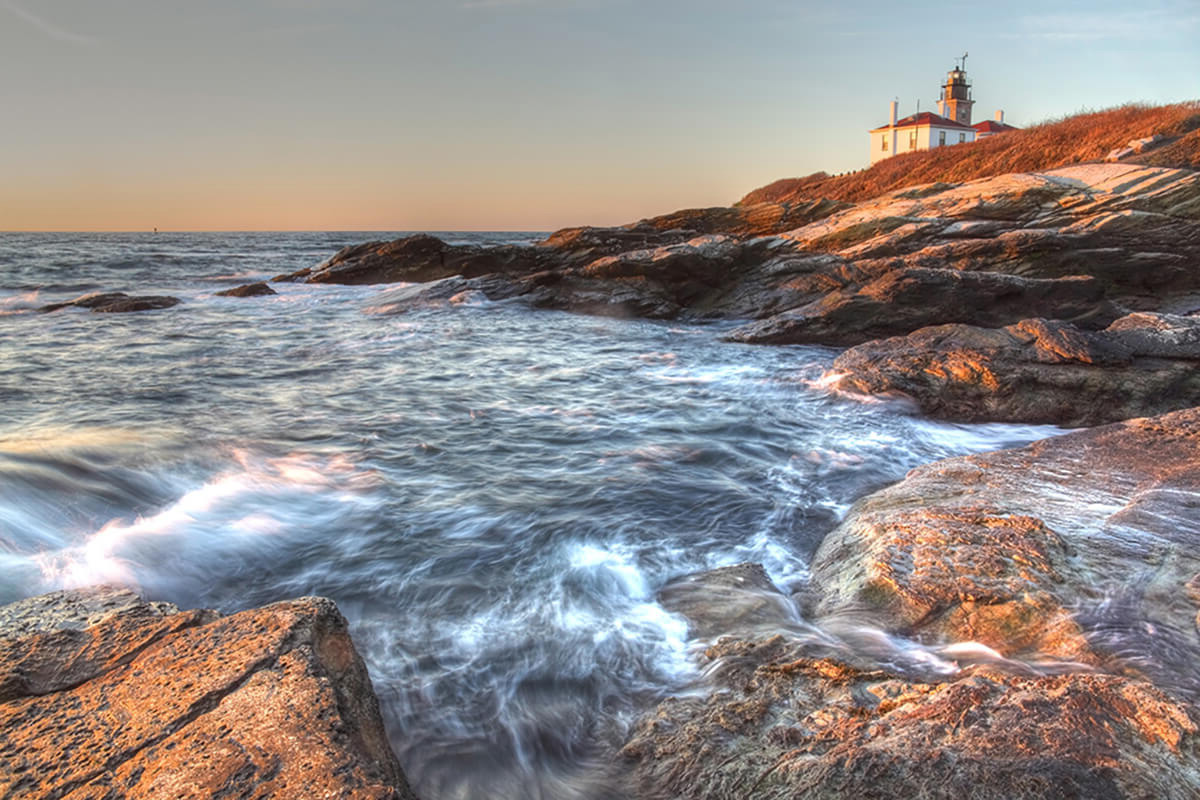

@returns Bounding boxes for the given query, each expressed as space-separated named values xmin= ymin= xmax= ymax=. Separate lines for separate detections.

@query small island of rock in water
xmin=3 ymin=100 xmax=1200 ymax=799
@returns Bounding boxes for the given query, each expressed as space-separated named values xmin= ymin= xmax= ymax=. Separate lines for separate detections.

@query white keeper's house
xmin=869 ymin=56 xmax=1017 ymax=165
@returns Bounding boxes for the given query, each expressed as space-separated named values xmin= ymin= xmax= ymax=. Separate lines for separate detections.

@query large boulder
xmin=808 ymin=405 xmax=1200 ymax=697
xmin=830 ymin=313 xmax=1200 ymax=426
xmin=0 ymin=587 xmax=416 ymax=800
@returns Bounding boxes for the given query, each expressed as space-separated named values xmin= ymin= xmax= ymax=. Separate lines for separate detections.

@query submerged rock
xmin=830 ymin=312 xmax=1200 ymax=426
xmin=38 ymin=292 xmax=181 ymax=313
xmin=656 ymin=563 xmax=801 ymax=640
xmin=0 ymin=586 xmax=416 ymax=799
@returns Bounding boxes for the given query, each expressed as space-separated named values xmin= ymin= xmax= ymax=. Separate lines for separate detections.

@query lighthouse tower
xmin=937 ymin=53 xmax=975 ymax=127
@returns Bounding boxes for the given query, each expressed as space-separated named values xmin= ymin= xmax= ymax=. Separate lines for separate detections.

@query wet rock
xmin=215 ymin=281 xmax=276 ymax=297
xmin=283 ymin=233 xmax=549 ymax=285
xmin=0 ymin=586 xmax=416 ymax=799
xmin=726 ymin=268 xmax=1116 ymax=346
xmin=38 ymin=292 xmax=181 ymax=313
xmin=830 ymin=313 xmax=1200 ymax=425
xmin=622 ymin=634 xmax=1200 ymax=800
xmin=808 ymin=406 xmax=1200 ymax=696
xmin=364 ymin=274 xmax=524 ymax=313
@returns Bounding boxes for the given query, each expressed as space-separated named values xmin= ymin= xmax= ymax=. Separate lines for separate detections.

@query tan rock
xmin=0 ymin=587 xmax=416 ymax=800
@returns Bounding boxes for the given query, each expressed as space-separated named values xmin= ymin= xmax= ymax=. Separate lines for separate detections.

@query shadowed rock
xmin=38 ymin=292 xmax=181 ymax=313
xmin=0 ymin=587 xmax=417 ymax=800
xmin=726 ymin=268 xmax=1117 ymax=346
xmin=830 ymin=313 xmax=1200 ymax=426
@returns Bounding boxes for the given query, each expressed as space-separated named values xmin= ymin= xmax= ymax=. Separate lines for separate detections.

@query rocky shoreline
xmin=9 ymin=153 xmax=1200 ymax=797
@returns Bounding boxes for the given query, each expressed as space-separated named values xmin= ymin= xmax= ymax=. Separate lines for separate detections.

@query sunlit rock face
xmin=623 ymin=407 xmax=1200 ymax=799
xmin=0 ymin=587 xmax=416 ymax=800
xmin=830 ymin=313 xmax=1200 ymax=426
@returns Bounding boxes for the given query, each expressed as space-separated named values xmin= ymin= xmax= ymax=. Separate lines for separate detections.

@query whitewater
xmin=0 ymin=231 xmax=1063 ymax=799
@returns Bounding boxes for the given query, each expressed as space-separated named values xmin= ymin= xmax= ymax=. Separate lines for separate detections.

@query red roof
xmin=973 ymin=120 xmax=1019 ymax=133
xmin=869 ymin=111 xmax=974 ymax=133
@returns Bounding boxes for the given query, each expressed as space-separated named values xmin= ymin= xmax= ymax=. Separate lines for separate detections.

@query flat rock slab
xmin=0 ymin=587 xmax=416 ymax=800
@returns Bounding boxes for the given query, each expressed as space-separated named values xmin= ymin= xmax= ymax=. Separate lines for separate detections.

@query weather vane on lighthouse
xmin=957 ymin=52 xmax=969 ymax=71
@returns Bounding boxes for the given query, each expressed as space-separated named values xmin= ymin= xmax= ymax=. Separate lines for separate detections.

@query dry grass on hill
xmin=741 ymin=101 xmax=1200 ymax=206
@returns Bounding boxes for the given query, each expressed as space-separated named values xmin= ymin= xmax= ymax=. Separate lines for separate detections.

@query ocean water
xmin=0 ymin=232 xmax=1064 ymax=799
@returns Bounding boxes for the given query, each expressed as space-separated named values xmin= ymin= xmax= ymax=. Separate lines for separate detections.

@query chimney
xmin=995 ymin=109 xmax=1005 ymax=123
xmin=890 ymin=100 xmax=898 ymax=127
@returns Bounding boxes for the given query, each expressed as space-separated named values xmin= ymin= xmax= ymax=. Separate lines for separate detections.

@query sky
xmin=0 ymin=0 xmax=1197 ymax=231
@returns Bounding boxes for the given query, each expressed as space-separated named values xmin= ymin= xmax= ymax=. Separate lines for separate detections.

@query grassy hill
xmin=741 ymin=101 xmax=1200 ymax=206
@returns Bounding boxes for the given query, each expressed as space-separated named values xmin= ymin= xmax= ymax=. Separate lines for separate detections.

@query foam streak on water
xmin=0 ymin=232 xmax=1064 ymax=799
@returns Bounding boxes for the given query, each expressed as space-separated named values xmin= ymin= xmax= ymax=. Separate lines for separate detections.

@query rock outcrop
xmin=39 ymin=292 xmax=181 ymax=313
xmin=830 ymin=312 xmax=1200 ymax=426
xmin=0 ymin=587 xmax=416 ymax=800
xmin=624 ymin=406 xmax=1200 ymax=798
xmin=622 ymin=634 xmax=1200 ymax=800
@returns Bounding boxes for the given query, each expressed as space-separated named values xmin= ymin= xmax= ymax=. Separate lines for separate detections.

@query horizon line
xmin=0 ymin=227 xmax=557 ymax=234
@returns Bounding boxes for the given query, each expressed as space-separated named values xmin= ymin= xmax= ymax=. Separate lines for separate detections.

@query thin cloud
xmin=1012 ymin=10 xmax=1199 ymax=41
xmin=2 ymin=1 xmax=98 ymax=45
xmin=461 ymin=0 xmax=540 ymax=6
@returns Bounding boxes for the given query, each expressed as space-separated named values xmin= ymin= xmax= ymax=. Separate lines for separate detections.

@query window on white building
xmin=881 ymin=135 xmax=888 ymax=151
xmin=938 ymin=131 xmax=946 ymax=146
xmin=909 ymin=131 xmax=917 ymax=150
xmin=959 ymin=133 xmax=966 ymax=143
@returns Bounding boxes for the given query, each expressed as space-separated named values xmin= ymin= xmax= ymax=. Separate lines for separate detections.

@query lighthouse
xmin=867 ymin=55 xmax=1015 ymax=165
xmin=936 ymin=53 xmax=975 ymax=127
